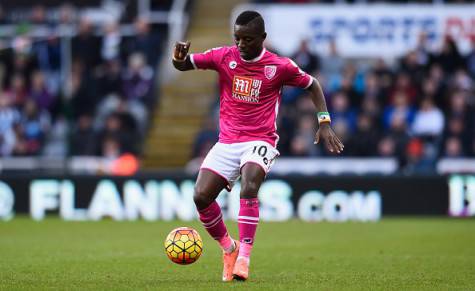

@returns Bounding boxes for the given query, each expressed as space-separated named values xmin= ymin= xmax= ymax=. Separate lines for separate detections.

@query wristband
xmin=173 ymin=56 xmax=186 ymax=62
xmin=317 ymin=112 xmax=331 ymax=125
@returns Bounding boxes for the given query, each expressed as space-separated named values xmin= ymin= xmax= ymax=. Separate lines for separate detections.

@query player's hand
xmin=173 ymin=41 xmax=191 ymax=62
xmin=314 ymin=123 xmax=344 ymax=154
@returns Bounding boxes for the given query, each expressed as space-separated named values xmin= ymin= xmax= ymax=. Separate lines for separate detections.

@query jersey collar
xmin=240 ymin=48 xmax=266 ymax=63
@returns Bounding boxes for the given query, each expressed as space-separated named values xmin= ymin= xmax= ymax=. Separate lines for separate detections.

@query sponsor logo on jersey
xmin=232 ymin=76 xmax=262 ymax=103
xmin=229 ymin=61 xmax=237 ymax=69
xmin=264 ymin=65 xmax=277 ymax=80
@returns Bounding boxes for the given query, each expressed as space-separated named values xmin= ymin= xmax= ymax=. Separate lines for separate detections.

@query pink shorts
xmin=200 ymin=141 xmax=280 ymax=191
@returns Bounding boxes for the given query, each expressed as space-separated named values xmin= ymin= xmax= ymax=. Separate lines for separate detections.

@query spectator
xmin=452 ymin=69 xmax=473 ymax=92
xmin=321 ymin=38 xmax=344 ymax=79
xmin=442 ymin=137 xmax=464 ymax=157
xmin=126 ymin=17 xmax=160 ymax=66
xmin=330 ymin=91 xmax=357 ymax=132
xmin=290 ymin=134 xmax=312 ymax=157
xmin=420 ymin=77 xmax=443 ymax=108
xmin=67 ymin=60 xmax=97 ymax=118
xmin=389 ymin=72 xmax=418 ymax=104
xmin=339 ymin=69 xmax=363 ymax=107
xmin=441 ymin=117 xmax=470 ymax=156
xmin=0 ymin=93 xmax=19 ymax=155
xmin=360 ymin=96 xmax=382 ymax=124
xmin=403 ymin=138 xmax=435 ymax=174
xmin=383 ymin=91 xmax=415 ymax=130
xmin=446 ymin=91 xmax=473 ymax=133
xmin=30 ymin=70 xmax=54 ymax=111
xmin=363 ymin=72 xmax=383 ymax=100
xmin=42 ymin=115 xmax=68 ymax=157
xmin=434 ymin=36 xmax=464 ymax=74
xmin=121 ymin=52 xmax=153 ymax=106
xmin=94 ymin=95 xmax=147 ymax=135
xmin=377 ymin=136 xmax=397 ymax=157
xmin=347 ymin=113 xmax=379 ymax=156
xmin=386 ymin=114 xmax=410 ymax=164
xmin=414 ymin=31 xmax=432 ymax=67
xmin=58 ymin=3 xmax=76 ymax=25
xmin=101 ymin=135 xmax=121 ymax=159
xmin=6 ymin=74 xmax=29 ymax=108
xmin=298 ymin=114 xmax=320 ymax=155
xmin=31 ymin=30 xmax=61 ymax=95
xmin=95 ymin=59 xmax=122 ymax=97
xmin=292 ymin=39 xmax=319 ymax=74
xmin=101 ymin=21 xmax=121 ymax=61
xmin=372 ymin=58 xmax=393 ymax=92
xmin=411 ymin=98 xmax=444 ymax=137
xmin=96 ymin=112 xmax=137 ymax=155
xmin=19 ymin=99 xmax=51 ymax=155
xmin=2 ymin=38 xmax=37 ymax=88
xmin=71 ymin=17 xmax=101 ymax=70
xmin=11 ymin=124 xmax=28 ymax=156
xmin=69 ymin=114 xmax=96 ymax=156
xmin=30 ymin=5 xmax=47 ymax=25
xmin=400 ymin=50 xmax=424 ymax=83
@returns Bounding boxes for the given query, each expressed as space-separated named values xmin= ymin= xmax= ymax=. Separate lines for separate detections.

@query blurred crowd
xmin=0 ymin=3 xmax=161 ymax=161
xmin=192 ymin=35 xmax=475 ymax=173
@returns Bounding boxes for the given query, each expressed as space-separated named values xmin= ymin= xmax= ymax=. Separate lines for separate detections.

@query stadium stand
xmin=0 ymin=0 xmax=474 ymax=175
xmin=188 ymin=4 xmax=475 ymax=174
xmin=0 ymin=1 xmax=176 ymax=173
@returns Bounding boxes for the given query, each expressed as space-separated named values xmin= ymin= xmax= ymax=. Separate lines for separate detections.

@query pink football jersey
xmin=190 ymin=46 xmax=313 ymax=147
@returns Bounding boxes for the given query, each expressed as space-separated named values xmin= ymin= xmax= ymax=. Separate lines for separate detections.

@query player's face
xmin=233 ymin=24 xmax=265 ymax=60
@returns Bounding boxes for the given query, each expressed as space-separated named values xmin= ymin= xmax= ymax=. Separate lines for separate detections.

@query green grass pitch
xmin=1 ymin=217 xmax=474 ymax=290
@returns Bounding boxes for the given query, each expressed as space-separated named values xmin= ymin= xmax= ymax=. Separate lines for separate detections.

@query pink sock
xmin=237 ymin=198 xmax=259 ymax=261
xmin=198 ymin=201 xmax=234 ymax=252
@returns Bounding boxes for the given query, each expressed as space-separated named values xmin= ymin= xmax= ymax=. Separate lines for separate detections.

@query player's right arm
xmin=172 ymin=41 xmax=194 ymax=71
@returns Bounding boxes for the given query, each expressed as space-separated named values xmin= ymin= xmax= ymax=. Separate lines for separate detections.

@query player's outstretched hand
xmin=174 ymin=41 xmax=191 ymax=61
xmin=314 ymin=123 xmax=344 ymax=154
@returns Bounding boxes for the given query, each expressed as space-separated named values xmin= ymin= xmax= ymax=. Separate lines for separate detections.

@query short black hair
xmin=235 ymin=10 xmax=265 ymax=33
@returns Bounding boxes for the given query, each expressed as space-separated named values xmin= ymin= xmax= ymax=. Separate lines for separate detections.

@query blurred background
xmin=0 ymin=0 xmax=474 ymax=221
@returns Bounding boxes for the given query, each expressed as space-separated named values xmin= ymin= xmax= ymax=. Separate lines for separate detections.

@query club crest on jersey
xmin=229 ymin=61 xmax=237 ymax=69
xmin=264 ymin=65 xmax=276 ymax=80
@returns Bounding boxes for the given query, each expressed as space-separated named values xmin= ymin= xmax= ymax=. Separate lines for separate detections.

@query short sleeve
xmin=189 ymin=47 xmax=225 ymax=71
xmin=282 ymin=58 xmax=313 ymax=89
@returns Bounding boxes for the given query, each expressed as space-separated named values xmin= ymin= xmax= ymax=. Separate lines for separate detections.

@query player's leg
xmin=194 ymin=142 xmax=242 ymax=282
xmin=194 ymin=169 xmax=236 ymax=254
xmin=195 ymin=170 xmax=241 ymax=282
xmin=233 ymin=163 xmax=265 ymax=281
xmin=233 ymin=141 xmax=280 ymax=280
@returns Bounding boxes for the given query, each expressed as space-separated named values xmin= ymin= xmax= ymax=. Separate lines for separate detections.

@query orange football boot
xmin=232 ymin=257 xmax=249 ymax=281
xmin=222 ymin=240 xmax=240 ymax=282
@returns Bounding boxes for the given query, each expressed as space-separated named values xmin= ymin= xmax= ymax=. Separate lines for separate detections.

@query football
xmin=164 ymin=227 xmax=203 ymax=265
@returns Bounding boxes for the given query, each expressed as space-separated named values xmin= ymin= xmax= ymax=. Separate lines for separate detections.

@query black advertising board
xmin=0 ymin=174 xmax=458 ymax=221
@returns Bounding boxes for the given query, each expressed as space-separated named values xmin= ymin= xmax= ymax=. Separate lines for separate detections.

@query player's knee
xmin=193 ymin=186 xmax=212 ymax=209
xmin=240 ymin=181 xmax=260 ymax=198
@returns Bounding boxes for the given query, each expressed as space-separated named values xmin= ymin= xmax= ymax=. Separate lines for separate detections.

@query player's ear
xmin=262 ymin=32 xmax=267 ymax=40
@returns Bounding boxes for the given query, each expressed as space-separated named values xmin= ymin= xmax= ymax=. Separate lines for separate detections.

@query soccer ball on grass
xmin=164 ymin=227 xmax=203 ymax=265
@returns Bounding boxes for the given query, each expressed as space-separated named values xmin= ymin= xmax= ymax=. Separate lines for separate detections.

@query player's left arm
xmin=307 ymin=78 xmax=344 ymax=154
